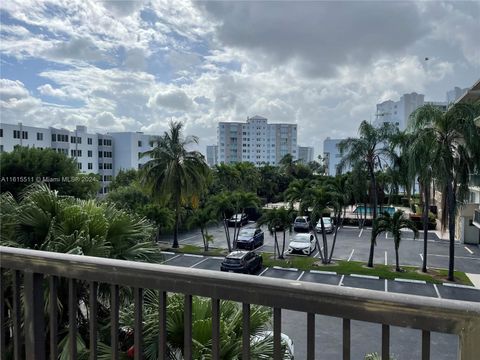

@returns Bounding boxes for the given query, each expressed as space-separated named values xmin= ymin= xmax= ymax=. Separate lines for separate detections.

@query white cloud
xmin=148 ymin=88 xmax=195 ymax=111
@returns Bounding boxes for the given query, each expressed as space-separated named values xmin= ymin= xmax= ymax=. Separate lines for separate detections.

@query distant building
xmin=0 ymin=122 xmax=159 ymax=195
xmin=447 ymin=86 xmax=469 ymax=105
xmin=374 ymin=92 xmax=425 ymax=130
xmin=323 ymin=137 xmax=346 ymax=176
xmin=217 ymin=115 xmax=297 ymax=165
xmin=297 ymin=146 xmax=314 ymax=164
xmin=206 ymin=145 xmax=218 ymax=167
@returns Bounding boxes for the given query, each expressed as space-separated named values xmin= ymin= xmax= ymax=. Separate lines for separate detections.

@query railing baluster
xmin=343 ymin=318 xmax=350 ymax=360
xmin=12 ymin=270 xmax=21 ymax=360
xmin=242 ymin=303 xmax=250 ymax=360
xmin=158 ymin=291 xmax=167 ymax=360
xmin=134 ymin=287 xmax=143 ymax=360
xmin=184 ymin=294 xmax=193 ymax=360
xmin=422 ymin=330 xmax=430 ymax=360
xmin=24 ymin=271 xmax=45 ymax=360
xmin=69 ymin=278 xmax=77 ymax=360
xmin=382 ymin=324 xmax=390 ymax=360
xmin=212 ymin=298 xmax=220 ymax=360
xmin=0 ymin=269 xmax=6 ymax=360
xmin=111 ymin=284 xmax=119 ymax=360
xmin=49 ymin=276 xmax=58 ymax=360
xmin=89 ymin=281 xmax=98 ymax=360
xmin=273 ymin=307 xmax=281 ymax=360
xmin=307 ymin=313 xmax=315 ymax=360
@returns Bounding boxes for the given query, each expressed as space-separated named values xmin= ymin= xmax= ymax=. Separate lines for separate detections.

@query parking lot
xmin=159 ymin=251 xmax=478 ymax=359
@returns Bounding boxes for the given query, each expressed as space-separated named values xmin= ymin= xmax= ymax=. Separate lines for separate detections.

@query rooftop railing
xmin=1 ymin=246 xmax=480 ymax=359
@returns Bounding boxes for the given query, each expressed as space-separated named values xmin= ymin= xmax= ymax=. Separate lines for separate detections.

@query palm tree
xmin=141 ymin=121 xmax=209 ymax=248
xmin=373 ymin=210 xmax=418 ymax=272
xmin=409 ymin=103 xmax=480 ymax=280
xmin=284 ymin=179 xmax=311 ymax=215
xmin=187 ymin=206 xmax=217 ymax=251
xmin=258 ymin=207 xmax=292 ymax=259
xmin=339 ymin=121 xmax=397 ymax=267
xmin=209 ymin=192 xmax=235 ymax=252
xmin=230 ymin=191 xmax=260 ymax=248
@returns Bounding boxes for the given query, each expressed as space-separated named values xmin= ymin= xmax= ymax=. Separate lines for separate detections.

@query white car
xmin=251 ymin=331 xmax=294 ymax=359
xmin=286 ymin=233 xmax=316 ymax=255
xmin=315 ymin=217 xmax=334 ymax=234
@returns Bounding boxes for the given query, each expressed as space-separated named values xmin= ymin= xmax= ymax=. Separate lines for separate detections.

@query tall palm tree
xmin=141 ymin=121 xmax=209 ymax=248
xmin=373 ymin=210 xmax=418 ymax=272
xmin=209 ymin=192 xmax=234 ymax=252
xmin=339 ymin=121 xmax=397 ymax=267
xmin=409 ymin=103 xmax=480 ymax=280
xmin=187 ymin=206 xmax=217 ymax=251
xmin=258 ymin=207 xmax=292 ymax=259
xmin=230 ymin=191 xmax=260 ymax=248
xmin=284 ymin=179 xmax=311 ymax=215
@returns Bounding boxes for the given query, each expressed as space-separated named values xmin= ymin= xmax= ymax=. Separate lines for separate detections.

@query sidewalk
xmin=467 ymin=273 xmax=480 ymax=288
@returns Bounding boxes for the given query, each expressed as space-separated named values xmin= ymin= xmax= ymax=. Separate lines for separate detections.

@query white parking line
xmin=338 ymin=275 xmax=345 ymax=286
xmin=419 ymin=253 xmax=424 ymax=262
xmin=296 ymin=271 xmax=305 ymax=281
xmin=212 ymin=256 xmax=224 ymax=260
xmin=385 ymin=232 xmax=388 ymax=239
xmin=162 ymin=254 xmax=181 ymax=263
xmin=433 ymin=284 xmax=442 ymax=298
xmin=347 ymin=249 xmax=355 ymax=262
xmin=394 ymin=278 xmax=426 ymax=284
xmin=465 ymin=246 xmax=474 ymax=255
xmin=310 ymin=270 xmax=337 ymax=275
xmin=273 ymin=266 xmax=298 ymax=272
xmin=258 ymin=267 xmax=269 ymax=277
xmin=442 ymin=283 xmax=479 ymax=290
xmin=351 ymin=274 xmax=379 ymax=280
xmin=179 ymin=235 xmax=198 ymax=242
xmin=358 ymin=228 xmax=364 ymax=237
xmin=161 ymin=251 xmax=175 ymax=255
xmin=384 ymin=251 xmax=387 ymax=265
xmin=190 ymin=258 xmax=209 ymax=268
xmin=184 ymin=254 xmax=203 ymax=258
xmin=430 ymin=254 xmax=480 ymax=261
xmin=384 ymin=279 xmax=388 ymax=292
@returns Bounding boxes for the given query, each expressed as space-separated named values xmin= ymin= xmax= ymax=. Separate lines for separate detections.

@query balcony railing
xmin=1 ymin=246 xmax=480 ymax=360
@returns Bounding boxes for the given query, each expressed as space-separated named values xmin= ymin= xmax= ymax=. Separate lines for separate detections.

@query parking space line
xmin=296 ymin=271 xmax=305 ymax=281
xmin=347 ymin=249 xmax=354 ymax=261
xmin=351 ymin=274 xmax=379 ymax=280
xmin=162 ymin=254 xmax=181 ymax=263
xmin=258 ymin=267 xmax=269 ymax=277
xmin=310 ymin=270 xmax=337 ymax=275
xmin=430 ymin=254 xmax=479 ymax=260
xmin=385 ymin=232 xmax=388 ymax=239
xmin=384 ymin=279 xmax=388 ymax=292
xmin=273 ymin=266 xmax=298 ymax=272
xmin=338 ymin=275 xmax=345 ymax=286
xmin=184 ymin=254 xmax=204 ymax=258
xmin=419 ymin=253 xmax=424 ymax=262
xmin=358 ymin=228 xmax=364 ymax=237
xmin=465 ymin=246 xmax=474 ymax=255
xmin=161 ymin=251 xmax=175 ymax=255
xmin=179 ymin=235 xmax=198 ymax=242
xmin=190 ymin=258 xmax=209 ymax=268
xmin=384 ymin=251 xmax=387 ymax=265
xmin=394 ymin=278 xmax=426 ymax=284
xmin=442 ymin=283 xmax=479 ymax=290
xmin=433 ymin=284 xmax=441 ymax=298
xmin=212 ymin=256 xmax=224 ymax=260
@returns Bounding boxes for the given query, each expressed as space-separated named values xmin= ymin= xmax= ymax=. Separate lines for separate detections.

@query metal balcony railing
xmin=1 ymin=246 xmax=480 ymax=360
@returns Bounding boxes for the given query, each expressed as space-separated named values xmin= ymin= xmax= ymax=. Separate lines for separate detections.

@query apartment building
xmin=0 ymin=123 xmax=158 ymax=195
xmin=297 ymin=146 xmax=314 ymax=164
xmin=323 ymin=137 xmax=348 ymax=176
xmin=206 ymin=145 xmax=218 ymax=167
xmin=217 ymin=115 xmax=297 ymax=165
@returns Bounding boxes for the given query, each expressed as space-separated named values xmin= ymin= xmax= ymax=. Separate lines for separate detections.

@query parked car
xmin=315 ymin=217 xmax=334 ymax=233
xmin=220 ymin=251 xmax=263 ymax=273
xmin=286 ymin=233 xmax=316 ymax=255
xmin=251 ymin=331 xmax=294 ymax=359
xmin=236 ymin=227 xmax=264 ymax=250
xmin=228 ymin=213 xmax=249 ymax=227
xmin=293 ymin=216 xmax=311 ymax=232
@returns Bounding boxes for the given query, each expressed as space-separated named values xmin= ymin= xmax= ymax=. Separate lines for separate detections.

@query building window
xmin=77 ymin=163 xmax=82 ymax=170
xmin=13 ymin=130 xmax=21 ymax=139
xmin=99 ymin=163 xmax=103 ymax=170
xmin=88 ymin=137 xmax=92 ymax=145
xmin=0 ymin=129 xmax=3 ymax=137
xmin=98 ymin=151 xmax=103 ymax=158
xmin=22 ymin=131 xmax=28 ymax=139
xmin=88 ymin=163 xmax=93 ymax=170
xmin=138 ymin=140 xmax=142 ymax=147
xmin=88 ymin=150 xmax=92 ymax=157
xmin=37 ymin=132 xmax=43 ymax=141
xmin=98 ymin=139 xmax=103 ymax=146
xmin=52 ymin=134 xmax=56 ymax=142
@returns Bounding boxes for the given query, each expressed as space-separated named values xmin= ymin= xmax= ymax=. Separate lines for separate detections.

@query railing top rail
xmin=1 ymin=246 xmax=479 ymax=335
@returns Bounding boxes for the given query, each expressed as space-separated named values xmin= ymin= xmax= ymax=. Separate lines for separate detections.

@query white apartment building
xmin=206 ymin=145 xmax=218 ymax=167
xmin=297 ymin=146 xmax=314 ymax=164
xmin=217 ymin=115 xmax=297 ymax=166
xmin=323 ymin=137 xmax=347 ymax=176
xmin=0 ymin=122 xmax=158 ymax=195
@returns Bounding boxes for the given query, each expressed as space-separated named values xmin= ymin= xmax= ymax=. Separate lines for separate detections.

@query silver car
xmin=293 ymin=216 xmax=311 ymax=232
xmin=315 ymin=217 xmax=334 ymax=233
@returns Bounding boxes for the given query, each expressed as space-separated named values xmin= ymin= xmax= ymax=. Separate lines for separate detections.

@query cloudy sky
xmin=1 ymin=0 xmax=479 ymax=156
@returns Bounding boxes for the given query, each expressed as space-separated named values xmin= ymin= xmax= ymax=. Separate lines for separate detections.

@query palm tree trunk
xmin=395 ymin=243 xmax=400 ymax=272
xmin=200 ymin=227 xmax=207 ymax=251
xmin=173 ymin=204 xmax=180 ymax=248
xmin=279 ymin=231 xmax=285 ymax=259
xmin=320 ymin=217 xmax=328 ymax=264
xmin=447 ymin=180 xmax=456 ymax=281
xmin=328 ymin=212 xmax=342 ymax=263
xmin=273 ymin=232 xmax=279 ymax=259
xmin=223 ymin=212 xmax=232 ymax=252
xmin=313 ymin=231 xmax=324 ymax=263
xmin=422 ymin=182 xmax=429 ymax=272
xmin=367 ymin=165 xmax=377 ymax=268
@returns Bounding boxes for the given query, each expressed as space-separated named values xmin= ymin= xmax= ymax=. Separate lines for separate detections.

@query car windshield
xmin=293 ymin=235 xmax=310 ymax=243
xmin=295 ymin=218 xmax=306 ymax=223
xmin=239 ymin=229 xmax=255 ymax=236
